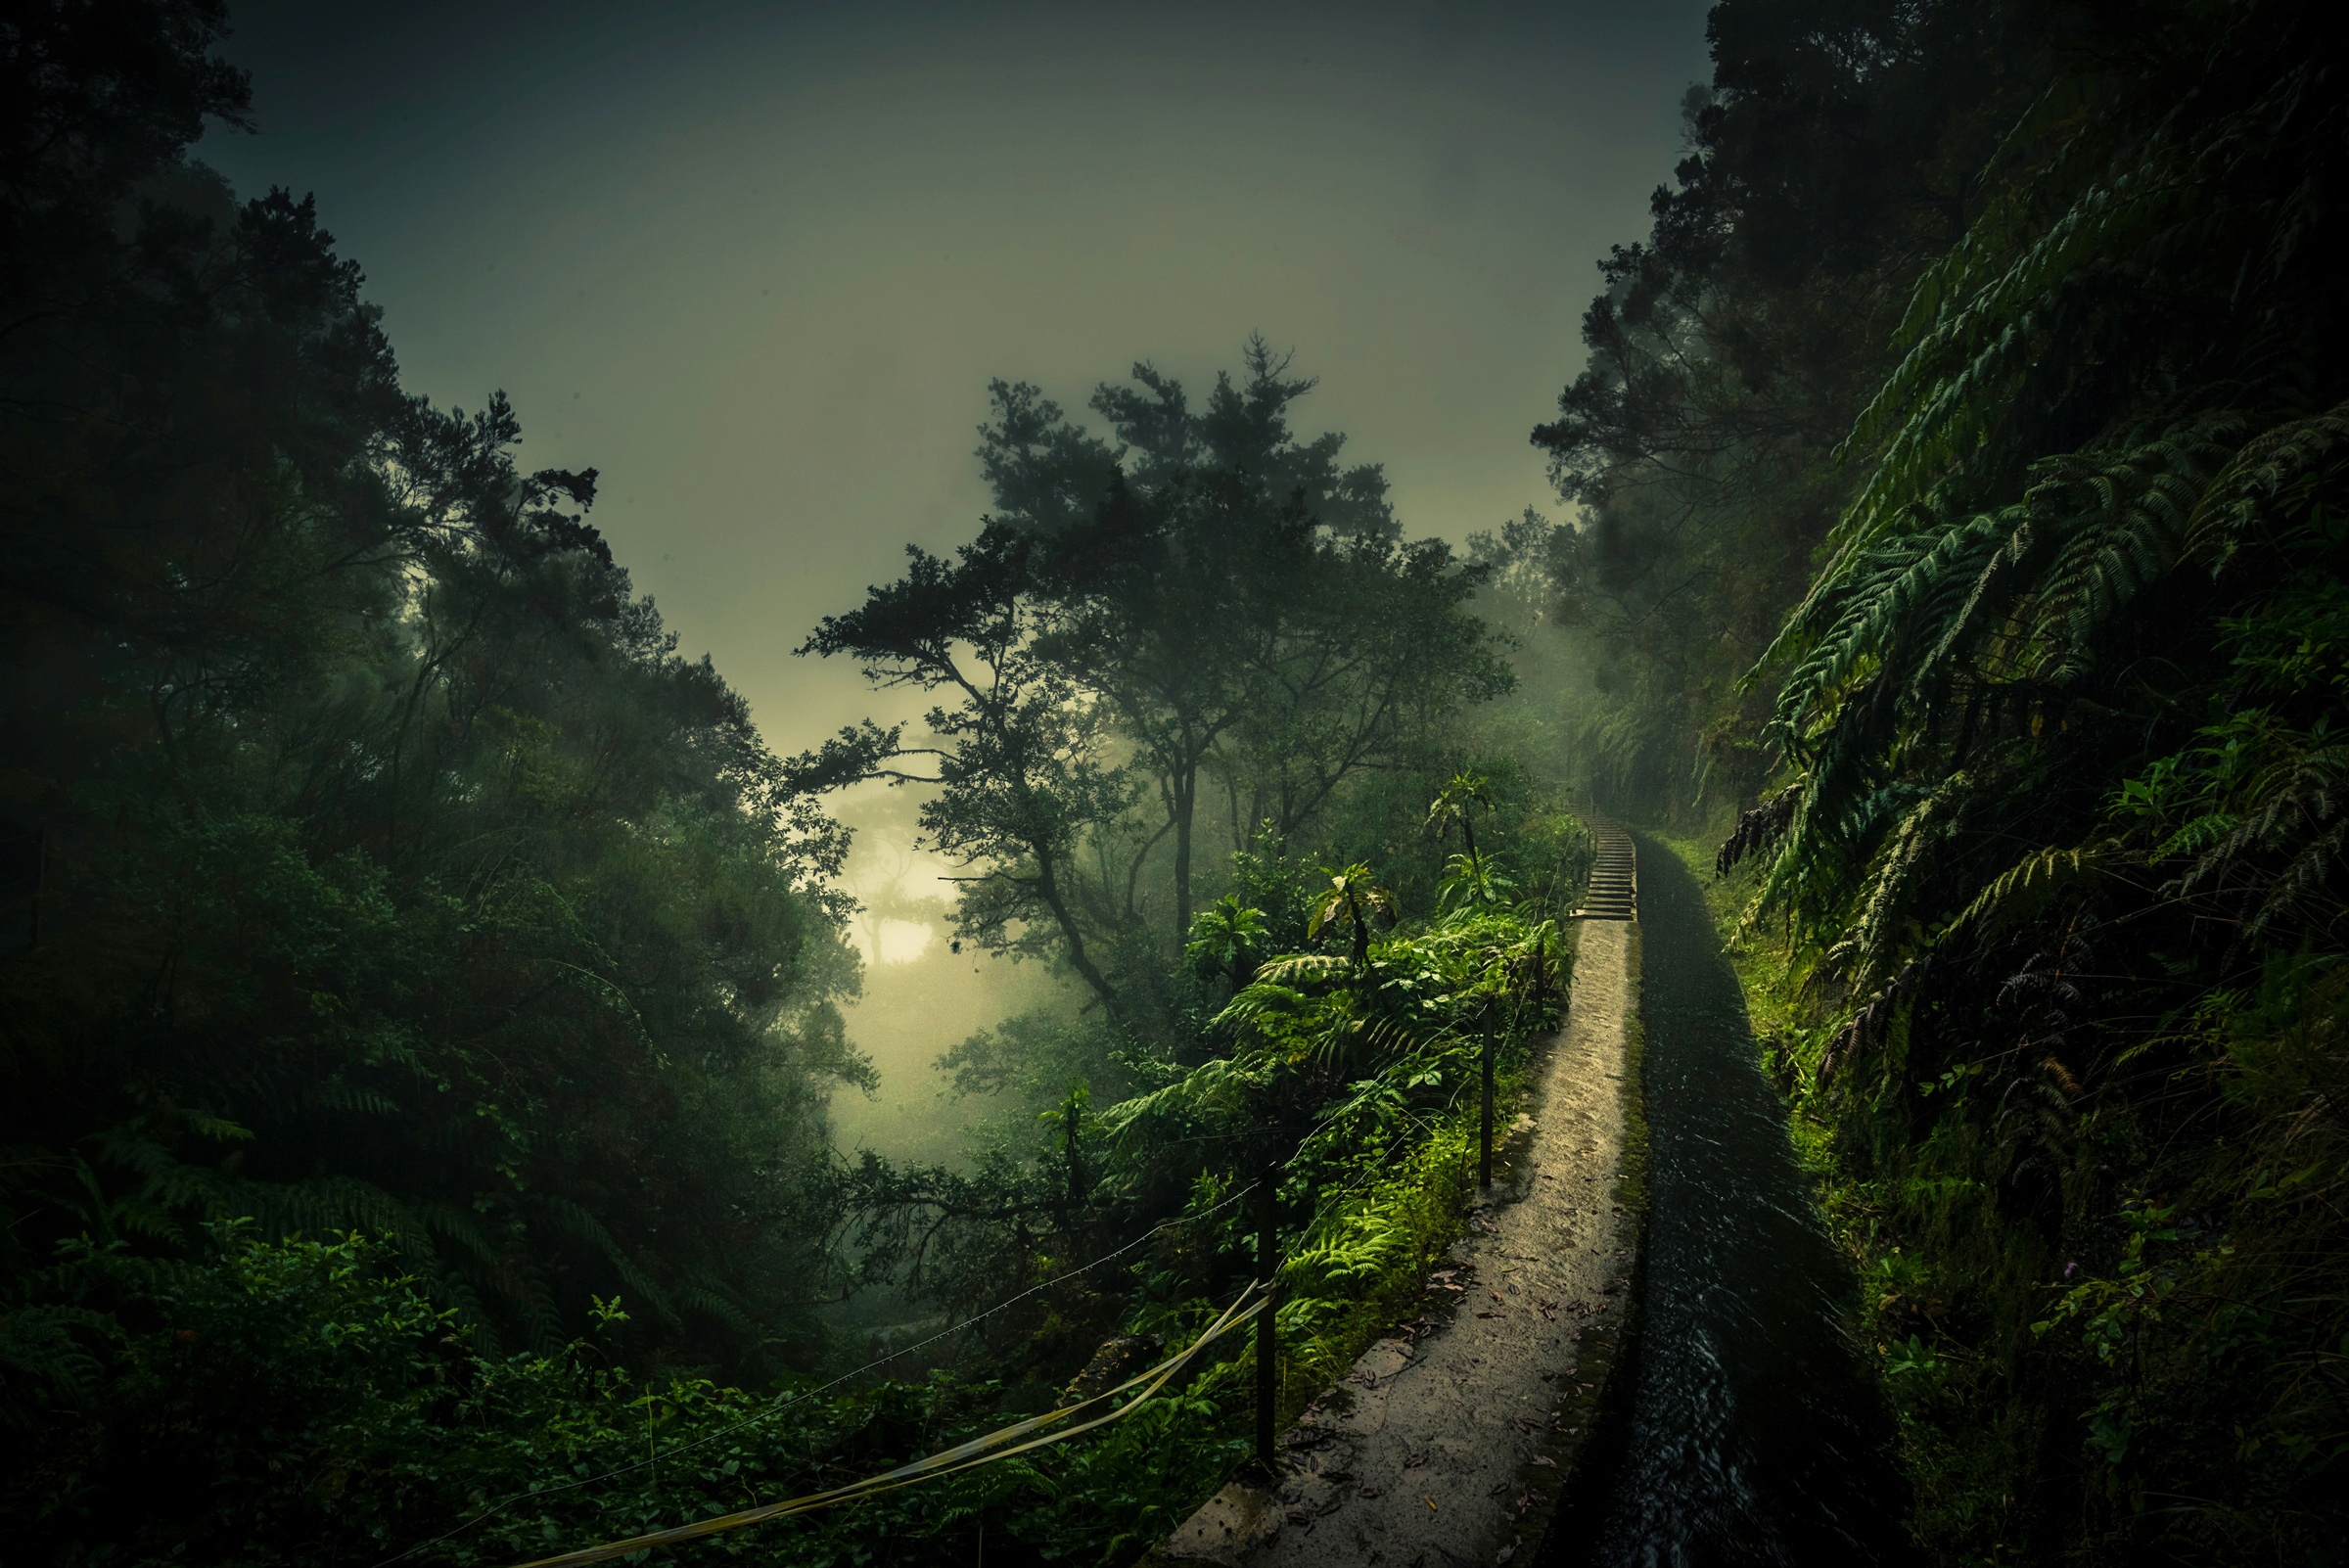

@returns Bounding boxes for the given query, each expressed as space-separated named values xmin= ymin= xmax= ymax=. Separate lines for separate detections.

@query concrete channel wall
xmin=1147 ymin=827 xmax=1644 ymax=1568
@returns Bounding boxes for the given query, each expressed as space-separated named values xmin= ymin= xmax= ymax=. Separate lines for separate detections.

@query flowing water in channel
xmin=1543 ymin=838 xmax=1908 ymax=1568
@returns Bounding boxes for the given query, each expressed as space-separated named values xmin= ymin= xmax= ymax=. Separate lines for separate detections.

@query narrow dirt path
xmin=1149 ymin=908 xmax=1640 ymax=1568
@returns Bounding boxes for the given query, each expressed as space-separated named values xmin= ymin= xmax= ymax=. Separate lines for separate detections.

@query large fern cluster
xmin=1716 ymin=2 xmax=2349 ymax=1558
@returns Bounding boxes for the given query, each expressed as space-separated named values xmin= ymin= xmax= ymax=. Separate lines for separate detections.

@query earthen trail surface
xmin=1150 ymin=917 xmax=1638 ymax=1568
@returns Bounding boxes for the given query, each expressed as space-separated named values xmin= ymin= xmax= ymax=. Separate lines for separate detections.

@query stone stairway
xmin=1571 ymin=819 xmax=1637 ymax=922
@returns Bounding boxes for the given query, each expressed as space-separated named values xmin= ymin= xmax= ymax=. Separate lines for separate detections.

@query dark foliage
xmin=1528 ymin=0 xmax=2053 ymax=816
xmin=0 ymin=0 xmax=866 ymax=1408
xmin=1684 ymin=0 xmax=2349 ymax=1558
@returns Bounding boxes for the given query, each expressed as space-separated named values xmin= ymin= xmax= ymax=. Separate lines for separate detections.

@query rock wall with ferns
xmin=1709 ymin=1 xmax=2349 ymax=1558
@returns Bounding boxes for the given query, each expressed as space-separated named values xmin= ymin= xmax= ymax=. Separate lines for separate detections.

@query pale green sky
xmin=199 ymin=0 xmax=1712 ymax=764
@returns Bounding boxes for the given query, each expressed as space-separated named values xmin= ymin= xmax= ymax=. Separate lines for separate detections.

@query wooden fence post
xmin=1256 ymin=1163 xmax=1277 ymax=1472
xmin=1480 ymin=1011 xmax=1496 ymax=1190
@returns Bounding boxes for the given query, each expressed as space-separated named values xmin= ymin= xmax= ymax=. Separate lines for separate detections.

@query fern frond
xmin=543 ymin=1195 xmax=679 ymax=1328
xmin=1946 ymin=844 xmax=2113 ymax=945
xmin=2183 ymin=402 xmax=2349 ymax=574
xmin=675 ymin=1271 xmax=759 ymax=1335
xmin=298 ymin=1080 xmax=401 ymax=1119
xmin=1844 ymin=773 xmax=1972 ymax=990
xmin=1245 ymin=954 xmax=1351 ymax=988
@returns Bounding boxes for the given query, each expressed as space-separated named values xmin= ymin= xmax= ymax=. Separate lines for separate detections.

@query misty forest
xmin=6 ymin=1 xmax=2348 ymax=1564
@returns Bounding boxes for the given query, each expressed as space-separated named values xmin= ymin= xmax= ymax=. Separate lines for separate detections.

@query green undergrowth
xmin=1268 ymin=1048 xmax=1538 ymax=1412
xmin=1106 ymin=914 xmax=1572 ymax=1542
xmin=4 ymin=903 xmax=1575 ymax=1567
xmin=2 ymin=1126 xmax=1518 ymax=1568
xmin=5 ymin=1222 xmax=1250 ymax=1567
xmin=1167 ymin=1089 xmax=1512 ymax=1460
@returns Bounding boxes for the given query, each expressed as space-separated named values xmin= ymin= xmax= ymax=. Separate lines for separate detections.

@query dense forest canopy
xmin=0 ymin=0 xmax=875 ymax=1370
xmin=6 ymin=0 xmax=2348 ymax=1563
xmin=790 ymin=348 xmax=1513 ymax=1030
xmin=1520 ymin=0 xmax=2053 ymax=812
xmin=769 ymin=350 xmax=1589 ymax=1365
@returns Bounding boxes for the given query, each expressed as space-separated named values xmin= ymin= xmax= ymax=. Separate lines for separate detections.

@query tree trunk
xmin=1063 ymin=1094 xmax=1086 ymax=1214
xmin=1173 ymin=761 xmax=1196 ymax=949
xmin=1036 ymin=854 xmax=1122 ymax=1018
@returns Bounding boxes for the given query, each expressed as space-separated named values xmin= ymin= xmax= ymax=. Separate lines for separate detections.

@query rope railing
xmin=504 ymin=1282 xmax=1274 ymax=1568
xmin=385 ymin=1090 xmax=1380 ymax=1567
xmin=374 ymin=1178 xmax=1271 ymax=1568
xmin=473 ymin=1073 xmax=1497 ymax=1566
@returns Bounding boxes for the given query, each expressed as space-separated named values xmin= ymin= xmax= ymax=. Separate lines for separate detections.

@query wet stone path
xmin=1148 ymin=917 xmax=1640 ymax=1568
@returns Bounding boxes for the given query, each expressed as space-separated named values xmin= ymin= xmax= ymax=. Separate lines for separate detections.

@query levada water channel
xmin=1542 ymin=837 xmax=1908 ymax=1567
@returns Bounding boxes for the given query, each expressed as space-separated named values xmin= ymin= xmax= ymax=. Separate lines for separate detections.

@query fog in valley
xmin=187 ymin=0 xmax=1710 ymax=1178
xmin=829 ymin=789 xmax=1068 ymax=1172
